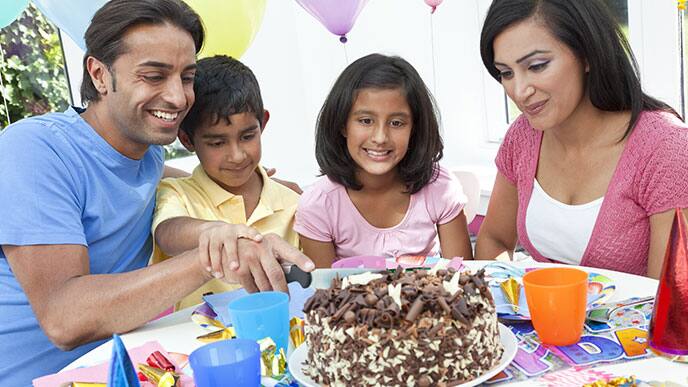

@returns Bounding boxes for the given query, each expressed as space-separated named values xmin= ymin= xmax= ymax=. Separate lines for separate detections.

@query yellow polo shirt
xmin=152 ymin=165 xmax=300 ymax=310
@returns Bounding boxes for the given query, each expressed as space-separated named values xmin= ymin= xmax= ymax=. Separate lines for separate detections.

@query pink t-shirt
xmin=294 ymin=166 xmax=467 ymax=261
xmin=496 ymin=110 xmax=688 ymax=275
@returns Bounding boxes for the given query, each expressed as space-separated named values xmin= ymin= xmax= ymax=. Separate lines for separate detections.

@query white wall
xmin=61 ymin=0 xmax=683 ymax=201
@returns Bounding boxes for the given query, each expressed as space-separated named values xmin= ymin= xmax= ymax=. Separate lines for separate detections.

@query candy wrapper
xmin=583 ymin=376 xmax=637 ymax=387
xmin=191 ymin=303 xmax=224 ymax=330
xmin=146 ymin=351 xmax=175 ymax=372
xmin=258 ymin=337 xmax=287 ymax=377
xmin=137 ymin=364 xmax=179 ymax=387
xmin=290 ymin=317 xmax=305 ymax=348
xmin=196 ymin=327 xmax=236 ymax=343
xmin=500 ymin=277 xmax=521 ymax=313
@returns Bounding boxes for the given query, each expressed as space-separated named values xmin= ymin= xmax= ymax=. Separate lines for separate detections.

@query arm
xmin=647 ymin=208 xmax=685 ymax=279
xmin=4 ymin=244 xmax=209 ymax=350
xmin=300 ymin=235 xmax=336 ymax=268
xmin=475 ymin=173 xmax=519 ymax=260
xmin=438 ymin=211 xmax=474 ymax=260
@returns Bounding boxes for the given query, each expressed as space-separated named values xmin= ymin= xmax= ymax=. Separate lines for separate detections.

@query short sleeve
xmin=152 ymin=179 xmax=192 ymax=234
xmin=0 ymin=122 xmax=86 ymax=246
xmin=427 ymin=166 xmax=467 ymax=225
xmin=637 ymin=126 xmax=688 ymax=215
xmin=293 ymin=183 xmax=335 ymax=242
xmin=495 ymin=116 xmax=529 ymax=185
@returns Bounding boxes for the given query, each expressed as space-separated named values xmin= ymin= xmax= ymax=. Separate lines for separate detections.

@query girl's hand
xmin=197 ymin=222 xmax=263 ymax=279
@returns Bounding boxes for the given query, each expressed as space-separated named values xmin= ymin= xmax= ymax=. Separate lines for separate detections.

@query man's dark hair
xmin=80 ymin=0 xmax=204 ymax=104
xmin=315 ymin=53 xmax=443 ymax=194
xmin=480 ymin=0 xmax=680 ymax=140
xmin=180 ymin=55 xmax=264 ymax=141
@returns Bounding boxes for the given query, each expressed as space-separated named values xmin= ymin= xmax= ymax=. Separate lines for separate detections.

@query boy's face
xmin=181 ymin=112 xmax=265 ymax=194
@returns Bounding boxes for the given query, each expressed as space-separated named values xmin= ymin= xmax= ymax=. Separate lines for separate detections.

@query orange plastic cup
xmin=523 ymin=267 xmax=588 ymax=346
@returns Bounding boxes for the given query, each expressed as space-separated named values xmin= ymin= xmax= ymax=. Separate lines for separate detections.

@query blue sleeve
xmin=0 ymin=122 xmax=86 ymax=246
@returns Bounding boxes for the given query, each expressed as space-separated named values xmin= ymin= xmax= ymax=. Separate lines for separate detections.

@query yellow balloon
xmin=184 ymin=0 xmax=266 ymax=59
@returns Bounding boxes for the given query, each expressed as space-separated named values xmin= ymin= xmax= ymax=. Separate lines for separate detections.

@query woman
xmin=475 ymin=0 xmax=688 ymax=278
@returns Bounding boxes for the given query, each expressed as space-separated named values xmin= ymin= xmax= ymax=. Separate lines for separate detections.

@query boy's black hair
xmin=480 ymin=0 xmax=680 ymax=140
xmin=181 ymin=55 xmax=264 ymax=140
xmin=315 ymin=53 xmax=443 ymax=194
xmin=81 ymin=0 xmax=204 ymax=104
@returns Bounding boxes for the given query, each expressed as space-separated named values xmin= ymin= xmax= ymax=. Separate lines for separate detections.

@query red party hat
xmin=648 ymin=208 xmax=688 ymax=361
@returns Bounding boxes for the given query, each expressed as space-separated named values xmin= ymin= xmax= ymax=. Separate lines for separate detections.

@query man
xmin=0 ymin=1 xmax=313 ymax=385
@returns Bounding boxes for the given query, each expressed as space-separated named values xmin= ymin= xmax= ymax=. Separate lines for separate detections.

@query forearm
xmin=474 ymin=233 xmax=514 ymax=260
xmin=42 ymin=249 xmax=209 ymax=349
xmin=155 ymin=217 xmax=221 ymax=256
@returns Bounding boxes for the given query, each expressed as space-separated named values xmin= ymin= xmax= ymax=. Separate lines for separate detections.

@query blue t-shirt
xmin=0 ymin=107 xmax=164 ymax=386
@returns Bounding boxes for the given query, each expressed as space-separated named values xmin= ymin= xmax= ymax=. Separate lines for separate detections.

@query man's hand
xmin=265 ymin=167 xmax=303 ymax=194
xmin=232 ymin=233 xmax=314 ymax=293
xmin=198 ymin=222 xmax=263 ymax=279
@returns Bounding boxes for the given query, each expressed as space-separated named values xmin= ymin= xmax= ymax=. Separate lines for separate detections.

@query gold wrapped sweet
xmin=500 ymin=277 xmax=521 ymax=313
xmin=137 ymin=364 xmax=179 ymax=387
xmin=583 ymin=376 xmax=637 ymax=387
xmin=196 ymin=327 xmax=236 ymax=343
xmin=290 ymin=317 xmax=305 ymax=348
xmin=257 ymin=337 xmax=287 ymax=377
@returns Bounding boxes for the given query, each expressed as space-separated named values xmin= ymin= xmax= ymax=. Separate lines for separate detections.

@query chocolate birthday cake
xmin=302 ymin=268 xmax=503 ymax=386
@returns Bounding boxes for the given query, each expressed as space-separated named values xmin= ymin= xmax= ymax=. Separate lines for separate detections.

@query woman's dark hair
xmin=480 ymin=0 xmax=680 ymax=139
xmin=315 ymin=53 xmax=443 ymax=194
xmin=80 ymin=0 xmax=204 ymax=104
xmin=181 ymin=55 xmax=264 ymax=140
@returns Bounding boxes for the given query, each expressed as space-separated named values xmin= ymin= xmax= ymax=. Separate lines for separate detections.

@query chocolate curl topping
xmin=332 ymin=301 xmax=353 ymax=322
xmin=405 ymin=296 xmax=425 ymax=322
xmin=437 ymin=296 xmax=451 ymax=315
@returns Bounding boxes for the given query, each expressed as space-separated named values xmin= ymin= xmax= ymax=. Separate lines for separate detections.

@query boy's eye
xmin=358 ymin=118 xmax=373 ymax=125
xmin=241 ymin=133 xmax=256 ymax=141
xmin=207 ymin=141 xmax=224 ymax=147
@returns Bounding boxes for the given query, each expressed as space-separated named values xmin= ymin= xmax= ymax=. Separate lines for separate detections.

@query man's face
xmin=98 ymin=22 xmax=197 ymax=158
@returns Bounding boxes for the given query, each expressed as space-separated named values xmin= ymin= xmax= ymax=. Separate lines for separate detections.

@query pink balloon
xmin=424 ymin=0 xmax=444 ymax=13
xmin=295 ymin=0 xmax=369 ymax=43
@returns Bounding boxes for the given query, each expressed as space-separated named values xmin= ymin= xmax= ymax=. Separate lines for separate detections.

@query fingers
xmin=261 ymin=251 xmax=288 ymax=293
xmin=208 ymin=235 xmax=224 ymax=278
xmin=265 ymin=234 xmax=315 ymax=272
xmin=235 ymin=224 xmax=263 ymax=242
xmin=249 ymin=260 xmax=272 ymax=292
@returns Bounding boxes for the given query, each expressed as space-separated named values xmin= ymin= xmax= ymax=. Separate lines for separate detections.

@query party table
xmin=62 ymin=260 xmax=688 ymax=385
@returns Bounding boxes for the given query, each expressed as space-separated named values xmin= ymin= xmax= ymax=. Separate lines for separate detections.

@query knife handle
xmin=283 ymin=264 xmax=312 ymax=288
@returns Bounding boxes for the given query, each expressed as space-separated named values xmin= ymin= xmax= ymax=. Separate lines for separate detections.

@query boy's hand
xmin=198 ymin=222 xmax=263 ymax=280
xmin=265 ymin=167 xmax=303 ymax=194
xmin=232 ymin=233 xmax=315 ymax=293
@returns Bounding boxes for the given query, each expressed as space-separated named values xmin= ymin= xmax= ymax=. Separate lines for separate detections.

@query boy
xmin=152 ymin=55 xmax=300 ymax=309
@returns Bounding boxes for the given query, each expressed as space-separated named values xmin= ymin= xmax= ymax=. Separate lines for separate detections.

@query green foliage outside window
xmin=0 ymin=4 xmax=69 ymax=130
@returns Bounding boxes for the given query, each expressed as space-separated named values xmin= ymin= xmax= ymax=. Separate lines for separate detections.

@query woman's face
xmin=493 ymin=18 xmax=588 ymax=131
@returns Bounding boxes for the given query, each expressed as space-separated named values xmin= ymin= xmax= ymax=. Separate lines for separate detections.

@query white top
xmin=525 ymin=180 xmax=603 ymax=264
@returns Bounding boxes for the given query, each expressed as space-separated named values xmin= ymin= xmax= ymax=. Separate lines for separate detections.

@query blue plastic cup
xmin=189 ymin=338 xmax=260 ymax=387
xmin=228 ymin=291 xmax=289 ymax=352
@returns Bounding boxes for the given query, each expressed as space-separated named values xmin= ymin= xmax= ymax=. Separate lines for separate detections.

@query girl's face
xmin=493 ymin=18 xmax=588 ymax=131
xmin=344 ymin=87 xmax=412 ymax=183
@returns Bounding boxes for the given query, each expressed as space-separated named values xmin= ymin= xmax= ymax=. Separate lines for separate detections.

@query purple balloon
xmin=295 ymin=0 xmax=369 ymax=43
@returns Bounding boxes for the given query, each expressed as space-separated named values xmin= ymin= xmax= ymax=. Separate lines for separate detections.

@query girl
xmin=475 ymin=0 xmax=688 ymax=278
xmin=294 ymin=53 xmax=473 ymax=268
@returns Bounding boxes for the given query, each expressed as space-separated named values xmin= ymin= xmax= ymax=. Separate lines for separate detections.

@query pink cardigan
xmin=496 ymin=111 xmax=688 ymax=275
